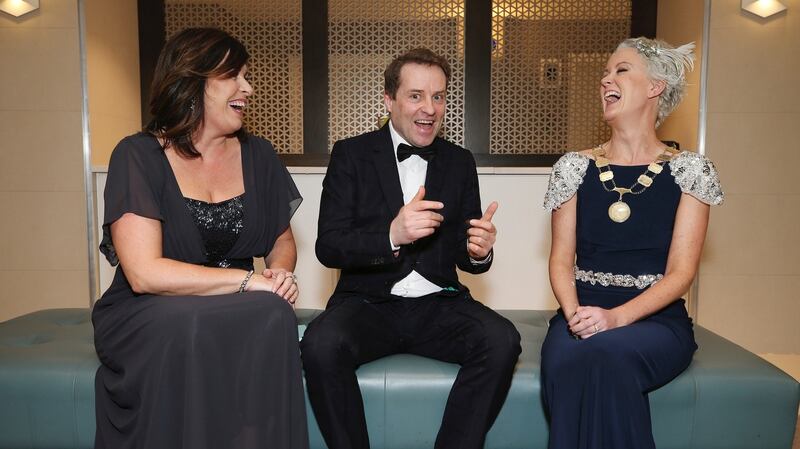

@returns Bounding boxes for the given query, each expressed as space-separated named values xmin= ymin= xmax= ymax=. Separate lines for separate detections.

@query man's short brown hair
xmin=384 ymin=48 xmax=451 ymax=99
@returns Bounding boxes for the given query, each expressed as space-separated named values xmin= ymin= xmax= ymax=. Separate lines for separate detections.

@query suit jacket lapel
xmin=423 ymin=138 xmax=450 ymax=202
xmin=371 ymin=126 xmax=405 ymax=214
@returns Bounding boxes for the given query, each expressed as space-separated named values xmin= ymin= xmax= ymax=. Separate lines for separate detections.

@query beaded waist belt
xmin=574 ymin=266 xmax=663 ymax=290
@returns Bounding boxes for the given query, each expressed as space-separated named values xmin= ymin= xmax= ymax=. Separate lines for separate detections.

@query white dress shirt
xmin=386 ymin=122 xmax=492 ymax=297
xmin=387 ymin=121 xmax=443 ymax=297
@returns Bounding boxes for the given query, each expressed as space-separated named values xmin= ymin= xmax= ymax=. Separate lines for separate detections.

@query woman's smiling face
xmin=202 ymin=64 xmax=253 ymax=136
xmin=600 ymin=47 xmax=661 ymax=124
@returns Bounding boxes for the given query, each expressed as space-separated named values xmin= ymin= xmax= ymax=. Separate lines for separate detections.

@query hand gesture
xmin=467 ymin=202 xmax=498 ymax=260
xmin=389 ymin=186 xmax=444 ymax=246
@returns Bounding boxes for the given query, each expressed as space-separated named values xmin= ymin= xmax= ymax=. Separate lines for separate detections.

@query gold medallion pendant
xmin=592 ymin=144 xmax=679 ymax=224
xmin=608 ymin=201 xmax=631 ymax=223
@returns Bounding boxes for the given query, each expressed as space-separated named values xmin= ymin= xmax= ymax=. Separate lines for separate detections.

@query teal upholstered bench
xmin=1 ymin=308 xmax=798 ymax=449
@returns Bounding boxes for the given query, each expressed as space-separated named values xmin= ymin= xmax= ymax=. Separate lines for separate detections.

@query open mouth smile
xmin=415 ymin=119 xmax=435 ymax=129
xmin=603 ymin=90 xmax=621 ymax=104
xmin=229 ymin=99 xmax=247 ymax=113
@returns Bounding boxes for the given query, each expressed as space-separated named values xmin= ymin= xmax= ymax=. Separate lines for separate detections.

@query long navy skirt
xmin=540 ymin=285 xmax=696 ymax=449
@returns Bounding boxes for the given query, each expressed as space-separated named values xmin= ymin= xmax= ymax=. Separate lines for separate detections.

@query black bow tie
xmin=397 ymin=143 xmax=436 ymax=162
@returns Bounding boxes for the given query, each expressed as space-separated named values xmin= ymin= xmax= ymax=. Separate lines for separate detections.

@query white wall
xmin=95 ymin=168 xmax=557 ymax=310
xmin=698 ymin=0 xmax=800 ymax=379
xmin=0 ymin=0 xmax=90 ymax=322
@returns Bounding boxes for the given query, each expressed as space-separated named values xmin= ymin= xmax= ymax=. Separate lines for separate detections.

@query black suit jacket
xmin=316 ymin=125 xmax=492 ymax=301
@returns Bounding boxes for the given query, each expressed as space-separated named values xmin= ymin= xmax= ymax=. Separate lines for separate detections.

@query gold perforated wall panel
xmin=490 ymin=0 xmax=630 ymax=154
xmin=328 ymin=0 xmax=465 ymax=150
xmin=165 ymin=0 xmax=303 ymax=154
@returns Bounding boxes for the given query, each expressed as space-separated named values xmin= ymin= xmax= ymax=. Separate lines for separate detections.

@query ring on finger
xmin=593 ymin=324 xmax=599 ymax=334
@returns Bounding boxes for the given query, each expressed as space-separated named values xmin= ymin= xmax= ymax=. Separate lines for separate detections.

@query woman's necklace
xmin=592 ymin=144 xmax=678 ymax=223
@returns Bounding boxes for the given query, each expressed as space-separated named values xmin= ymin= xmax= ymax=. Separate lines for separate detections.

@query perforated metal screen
xmin=165 ymin=0 xmax=304 ymax=154
xmin=163 ymin=0 xmax=632 ymax=157
xmin=490 ymin=0 xmax=631 ymax=154
xmin=328 ymin=0 xmax=465 ymax=150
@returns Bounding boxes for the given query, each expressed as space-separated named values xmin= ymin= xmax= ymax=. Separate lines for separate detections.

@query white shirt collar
xmin=388 ymin=120 xmax=409 ymax=158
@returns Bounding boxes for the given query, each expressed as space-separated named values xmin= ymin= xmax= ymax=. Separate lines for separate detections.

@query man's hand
xmin=467 ymin=202 xmax=498 ymax=260
xmin=389 ymin=186 xmax=444 ymax=246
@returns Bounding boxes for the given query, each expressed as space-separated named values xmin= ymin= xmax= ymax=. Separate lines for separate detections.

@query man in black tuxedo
xmin=301 ymin=48 xmax=521 ymax=449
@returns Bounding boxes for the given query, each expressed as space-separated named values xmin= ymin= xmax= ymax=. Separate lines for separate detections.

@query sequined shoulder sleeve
xmin=543 ymin=152 xmax=590 ymax=211
xmin=669 ymin=151 xmax=724 ymax=205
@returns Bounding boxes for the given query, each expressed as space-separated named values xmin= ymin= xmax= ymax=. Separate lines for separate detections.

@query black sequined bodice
xmin=184 ymin=193 xmax=252 ymax=270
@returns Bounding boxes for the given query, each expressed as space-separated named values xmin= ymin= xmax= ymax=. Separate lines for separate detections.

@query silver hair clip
xmin=634 ymin=40 xmax=659 ymax=58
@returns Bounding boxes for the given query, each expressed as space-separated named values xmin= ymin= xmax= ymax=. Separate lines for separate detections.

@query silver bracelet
xmin=238 ymin=269 xmax=254 ymax=293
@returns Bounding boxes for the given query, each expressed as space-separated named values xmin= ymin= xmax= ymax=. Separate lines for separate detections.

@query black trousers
xmin=300 ymin=292 xmax=521 ymax=449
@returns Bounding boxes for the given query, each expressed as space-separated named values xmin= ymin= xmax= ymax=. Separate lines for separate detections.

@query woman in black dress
xmin=93 ymin=28 xmax=308 ymax=449
xmin=541 ymin=38 xmax=723 ymax=449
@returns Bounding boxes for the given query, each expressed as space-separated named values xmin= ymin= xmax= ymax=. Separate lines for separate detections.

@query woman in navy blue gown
xmin=540 ymin=37 xmax=724 ymax=449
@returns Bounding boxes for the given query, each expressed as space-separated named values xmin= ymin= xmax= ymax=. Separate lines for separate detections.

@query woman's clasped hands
xmin=568 ymin=306 xmax=626 ymax=339
xmin=246 ymin=268 xmax=299 ymax=305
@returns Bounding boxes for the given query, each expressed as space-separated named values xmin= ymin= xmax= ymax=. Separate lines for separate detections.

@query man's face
xmin=383 ymin=62 xmax=446 ymax=148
